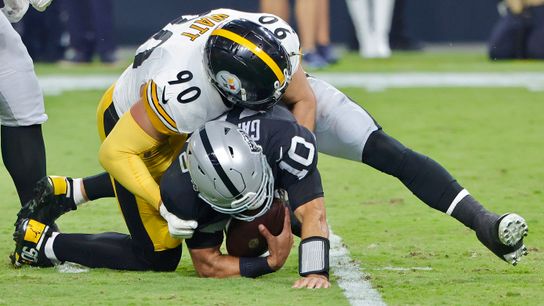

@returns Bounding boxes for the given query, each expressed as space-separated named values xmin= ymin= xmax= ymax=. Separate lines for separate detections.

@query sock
xmin=44 ymin=232 xmax=60 ymax=264
xmin=1 ymin=125 xmax=46 ymax=205
xmin=82 ymin=172 xmax=115 ymax=201
xmin=450 ymin=193 xmax=498 ymax=231
xmin=71 ymin=178 xmax=86 ymax=205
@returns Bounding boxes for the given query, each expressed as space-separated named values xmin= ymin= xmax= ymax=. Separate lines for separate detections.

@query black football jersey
xmin=160 ymin=105 xmax=323 ymax=249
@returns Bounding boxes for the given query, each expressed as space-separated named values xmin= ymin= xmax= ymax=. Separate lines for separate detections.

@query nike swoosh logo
xmin=161 ymin=86 xmax=168 ymax=104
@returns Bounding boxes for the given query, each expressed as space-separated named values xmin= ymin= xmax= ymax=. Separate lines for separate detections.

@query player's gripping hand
xmin=292 ymin=274 xmax=331 ymax=289
xmin=261 ymin=207 xmax=293 ymax=270
xmin=29 ymin=0 xmax=52 ymax=11
xmin=159 ymin=203 xmax=198 ymax=239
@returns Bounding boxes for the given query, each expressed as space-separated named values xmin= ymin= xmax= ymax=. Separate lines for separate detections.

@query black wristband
xmin=0 ymin=0 xmax=4 ymax=9
xmin=239 ymin=256 xmax=274 ymax=278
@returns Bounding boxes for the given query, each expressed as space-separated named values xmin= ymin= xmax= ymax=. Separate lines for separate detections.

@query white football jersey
xmin=113 ymin=8 xmax=300 ymax=134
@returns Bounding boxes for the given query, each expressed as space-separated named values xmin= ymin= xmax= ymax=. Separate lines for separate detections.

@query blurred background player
xmin=346 ymin=0 xmax=395 ymax=58
xmin=0 ymin=0 xmax=52 ymax=207
xmin=389 ymin=0 xmax=423 ymax=51
xmin=15 ymin=0 xmax=65 ymax=63
xmin=260 ymin=0 xmax=338 ymax=68
xmin=488 ymin=0 xmax=544 ymax=60
xmin=62 ymin=0 xmax=117 ymax=64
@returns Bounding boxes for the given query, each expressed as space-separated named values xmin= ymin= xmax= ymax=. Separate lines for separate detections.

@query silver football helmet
xmin=186 ymin=121 xmax=274 ymax=221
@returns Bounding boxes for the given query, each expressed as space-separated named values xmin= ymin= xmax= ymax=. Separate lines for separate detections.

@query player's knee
xmin=362 ymin=130 xmax=409 ymax=176
xmin=145 ymin=247 xmax=182 ymax=272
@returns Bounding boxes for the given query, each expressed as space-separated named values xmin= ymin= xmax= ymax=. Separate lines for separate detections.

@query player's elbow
xmin=193 ymin=260 xmax=220 ymax=278
xmin=98 ymin=138 xmax=116 ymax=173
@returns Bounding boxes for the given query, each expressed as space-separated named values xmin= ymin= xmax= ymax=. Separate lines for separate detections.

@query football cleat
xmin=476 ymin=213 xmax=529 ymax=265
xmin=16 ymin=176 xmax=77 ymax=226
xmin=11 ymin=219 xmax=54 ymax=267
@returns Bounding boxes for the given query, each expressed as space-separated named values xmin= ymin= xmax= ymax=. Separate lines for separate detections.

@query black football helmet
xmin=204 ymin=19 xmax=292 ymax=110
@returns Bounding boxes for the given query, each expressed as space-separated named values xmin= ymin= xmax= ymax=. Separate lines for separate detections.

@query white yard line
xmin=38 ymin=72 xmax=544 ymax=95
xmin=329 ymin=229 xmax=386 ymax=306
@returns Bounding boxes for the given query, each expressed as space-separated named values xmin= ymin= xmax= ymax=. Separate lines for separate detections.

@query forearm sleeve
xmin=99 ymin=111 xmax=162 ymax=209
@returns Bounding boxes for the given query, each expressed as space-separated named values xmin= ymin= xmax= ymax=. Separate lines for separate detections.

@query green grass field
xmin=0 ymin=51 xmax=543 ymax=305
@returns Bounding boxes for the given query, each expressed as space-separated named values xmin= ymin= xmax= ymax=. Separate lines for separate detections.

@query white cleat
xmin=498 ymin=213 xmax=529 ymax=265
xmin=498 ymin=213 xmax=528 ymax=246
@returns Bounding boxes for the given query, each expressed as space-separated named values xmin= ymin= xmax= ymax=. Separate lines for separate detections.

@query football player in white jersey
xmin=0 ymin=0 xmax=52 ymax=209
xmin=14 ymin=8 xmax=528 ymax=288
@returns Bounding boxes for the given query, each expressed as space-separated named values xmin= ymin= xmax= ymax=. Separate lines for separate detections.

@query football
xmin=226 ymin=198 xmax=286 ymax=257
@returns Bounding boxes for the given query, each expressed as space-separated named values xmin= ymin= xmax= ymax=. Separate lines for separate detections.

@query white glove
xmin=159 ymin=203 xmax=198 ymax=239
xmin=2 ymin=0 xmax=29 ymax=23
xmin=29 ymin=0 xmax=52 ymax=12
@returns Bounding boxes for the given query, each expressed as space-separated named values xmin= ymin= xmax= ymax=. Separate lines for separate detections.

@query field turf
xmin=0 ymin=51 xmax=542 ymax=305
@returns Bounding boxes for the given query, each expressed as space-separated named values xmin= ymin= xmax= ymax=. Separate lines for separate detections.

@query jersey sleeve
xmin=273 ymin=124 xmax=324 ymax=210
xmin=142 ymin=78 xmax=180 ymax=135
xmin=142 ymin=66 xmax=229 ymax=134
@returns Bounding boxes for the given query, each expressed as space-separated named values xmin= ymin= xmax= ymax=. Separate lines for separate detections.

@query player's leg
xmin=309 ymin=76 xmax=528 ymax=264
xmin=16 ymin=85 xmax=118 ymax=224
xmin=260 ymin=0 xmax=290 ymax=21
xmin=0 ymin=13 xmax=48 ymax=206
xmin=362 ymin=130 xmax=528 ymax=264
xmin=345 ymin=0 xmax=377 ymax=57
xmin=525 ymin=5 xmax=544 ymax=59
xmin=373 ymin=0 xmax=394 ymax=57
xmin=1 ymin=125 xmax=46 ymax=205
xmin=488 ymin=13 xmax=526 ymax=60
xmin=35 ymin=182 xmax=182 ymax=271
xmin=12 ymin=88 xmax=183 ymax=270
xmin=13 ymin=188 xmax=183 ymax=271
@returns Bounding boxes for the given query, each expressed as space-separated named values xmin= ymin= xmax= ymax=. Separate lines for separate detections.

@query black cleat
xmin=476 ymin=213 xmax=529 ymax=265
xmin=16 ymin=176 xmax=77 ymax=226
xmin=11 ymin=219 xmax=55 ymax=267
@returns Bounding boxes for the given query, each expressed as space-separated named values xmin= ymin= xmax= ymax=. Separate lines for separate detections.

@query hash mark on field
xmin=330 ymin=229 xmax=386 ymax=306
xmin=38 ymin=72 xmax=544 ymax=95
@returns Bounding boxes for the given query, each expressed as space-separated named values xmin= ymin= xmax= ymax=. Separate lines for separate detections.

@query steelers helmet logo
xmin=216 ymin=71 xmax=241 ymax=95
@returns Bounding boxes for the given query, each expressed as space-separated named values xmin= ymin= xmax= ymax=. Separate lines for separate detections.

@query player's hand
xmin=29 ymin=0 xmax=53 ymax=12
xmin=292 ymin=274 xmax=331 ymax=289
xmin=2 ymin=0 xmax=30 ymax=23
xmin=261 ymin=207 xmax=293 ymax=270
xmin=159 ymin=203 xmax=198 ymax=239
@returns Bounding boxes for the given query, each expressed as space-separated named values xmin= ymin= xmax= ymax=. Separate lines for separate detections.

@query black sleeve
xmin=185 ymin=231 xmax=224 ymax=249
xmin=274 ymin=124 xmax=324 ymax=210
xmin=285 ymin=168 xmax=324 ymax=210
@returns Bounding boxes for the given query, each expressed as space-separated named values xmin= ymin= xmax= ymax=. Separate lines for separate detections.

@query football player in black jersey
xmin=13 ymin=106 xmax=331 ymax=287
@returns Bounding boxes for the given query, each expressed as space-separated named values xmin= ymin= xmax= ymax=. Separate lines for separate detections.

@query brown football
xmin=226 ymin=198 xmax=286 ymax=257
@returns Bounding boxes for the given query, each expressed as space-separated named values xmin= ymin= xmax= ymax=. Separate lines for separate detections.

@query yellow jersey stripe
xmin=150 ymin=82 xmax=177 ymax=129
xmin=142 ymin=81 xmax=178 ymax=135
xmin=211 ymin=28 xmax=285 ymax=84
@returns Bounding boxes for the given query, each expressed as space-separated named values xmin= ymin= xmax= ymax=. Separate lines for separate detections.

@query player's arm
xmin=282 ymin=66 xmax=317 ymax=132
xmin=188 ymin=209 xmax=293 ymax=278
xmin=99 ymin=99 xmax=168 ymax=209
xmin=292 ymin=197 xmax=331 ymax=289
xmin=274 ymin=124 xmax=330 ymax=288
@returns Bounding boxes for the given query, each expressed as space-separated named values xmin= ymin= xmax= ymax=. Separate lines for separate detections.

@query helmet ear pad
xmin=204 ymin=19 xmax=291 ymax=110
